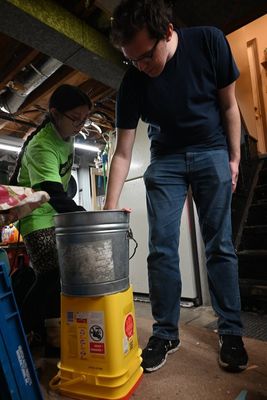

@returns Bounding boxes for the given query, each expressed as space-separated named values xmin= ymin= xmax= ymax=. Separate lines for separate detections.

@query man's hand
xmin=229 ymin=160 xmax=239 ymax=193
xmin=103 ymin=205 xmax=132 ymax=213
xmin=121 ymin=207 xmax=132 ymax=213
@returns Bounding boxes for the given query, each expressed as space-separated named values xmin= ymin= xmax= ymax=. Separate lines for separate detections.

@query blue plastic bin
xmin=0 ymin=259 xmax=43 ymax=400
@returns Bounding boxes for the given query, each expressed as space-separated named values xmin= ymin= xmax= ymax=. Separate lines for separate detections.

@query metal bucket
xmin=54 ymin=210 xmax=130 ymax=297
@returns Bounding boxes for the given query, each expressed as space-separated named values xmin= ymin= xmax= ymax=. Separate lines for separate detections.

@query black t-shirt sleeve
xmin=39 ymin=181 xmax=85 ymax=213
xmin=211 ymin=28 xmax=239 ymax=89
xmin=116 ymin=68 xmax=141 ymax=129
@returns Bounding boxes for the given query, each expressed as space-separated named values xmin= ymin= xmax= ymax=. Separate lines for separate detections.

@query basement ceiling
xmin=0 ymin=0 xmax=266 ymax=162
xmin=53 ymin=0 xmax=267 ymax=36
xmin=0 ymin=30 xmax=117 ymax=146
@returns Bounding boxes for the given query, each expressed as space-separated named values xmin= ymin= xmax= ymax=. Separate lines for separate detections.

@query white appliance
xmin=71 ymin=169 xmax=79 ymax=205
xmin=119 ymin=121 xmax=203 ymax=304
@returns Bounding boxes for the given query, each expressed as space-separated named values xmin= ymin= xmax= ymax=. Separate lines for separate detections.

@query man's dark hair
xmin=110 ymin=0 xmax=174 ymax=47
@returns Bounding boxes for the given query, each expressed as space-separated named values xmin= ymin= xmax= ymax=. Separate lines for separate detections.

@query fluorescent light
xmin=74 ymin=143 xmax=100 ymax=152
xmin=0 ymin=143 xmax=21 ymax=153
xmin=0 ymin=141 xmax=99 ymax=153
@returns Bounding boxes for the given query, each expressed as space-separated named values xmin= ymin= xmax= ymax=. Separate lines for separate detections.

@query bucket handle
xmin=49 ymin=372 xmax=86 ymax=391
xmin=127 ymin=228 xmax=138 ymax=260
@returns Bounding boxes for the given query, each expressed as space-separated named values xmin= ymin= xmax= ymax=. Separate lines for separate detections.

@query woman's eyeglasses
xmin=123 ymin=39 xmax=160 ymax=66
xmin=62 ymin=113 xmax=90 ymax=128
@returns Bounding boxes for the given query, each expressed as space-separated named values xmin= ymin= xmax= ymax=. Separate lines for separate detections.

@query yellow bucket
xmin=50 ymin=286 xmax=143 ymax=399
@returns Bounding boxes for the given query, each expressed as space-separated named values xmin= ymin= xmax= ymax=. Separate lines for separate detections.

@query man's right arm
xmin=103 ymin=128 xmax=136 ymax=210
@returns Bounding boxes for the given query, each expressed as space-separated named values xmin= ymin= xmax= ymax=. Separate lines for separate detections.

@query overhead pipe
xmin=0 ymin=112 xmax=37 ymax=128
xmin=0 ymin=55 xmax=63 ymax=114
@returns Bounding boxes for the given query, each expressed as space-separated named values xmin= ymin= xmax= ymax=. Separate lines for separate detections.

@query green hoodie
xmin=18 ymin=122 xmax=74 ymax=237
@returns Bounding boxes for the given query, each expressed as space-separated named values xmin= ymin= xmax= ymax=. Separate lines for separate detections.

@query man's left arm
xmin=218 ymin=81 xmax=241 ymax=192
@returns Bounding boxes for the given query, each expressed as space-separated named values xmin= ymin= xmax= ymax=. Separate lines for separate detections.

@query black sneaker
xmin=141 ymin=336 xmax=180 ymax=372
xmin=219 ymin=335 xmax=248 ymax=372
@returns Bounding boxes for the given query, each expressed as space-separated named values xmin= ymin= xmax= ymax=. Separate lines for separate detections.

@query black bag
xmin=11 ymin=265 xmax=36 ymax=311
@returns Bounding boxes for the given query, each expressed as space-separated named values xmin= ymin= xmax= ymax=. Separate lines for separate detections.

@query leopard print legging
xmin=23 ymin=227 xmax=60 ymax=274
xmin=22 ymin=227 xmax=61 ymax=334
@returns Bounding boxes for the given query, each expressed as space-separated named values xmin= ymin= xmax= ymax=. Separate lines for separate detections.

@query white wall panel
xmin=121 ymin=179 xmax=198 ymax=299
xmin=126 ymin=120 xmax=150 ymax=181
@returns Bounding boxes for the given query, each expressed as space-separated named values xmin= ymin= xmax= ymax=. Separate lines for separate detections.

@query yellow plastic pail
xmin=50 ymin=286 xmax=143 ymax=399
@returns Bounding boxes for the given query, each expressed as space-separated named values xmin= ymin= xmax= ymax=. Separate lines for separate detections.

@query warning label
xmin=89 ymin=325 xmax=103 ymax=342
xmin=90 ymin=342 xmax=105 ymax=353
xmin=76 ymin=311 xmax=88 ymax=324
xmin=88 ymin=312 xmax=105 ymax=355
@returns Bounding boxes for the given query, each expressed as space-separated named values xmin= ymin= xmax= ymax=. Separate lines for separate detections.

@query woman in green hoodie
xmin=10 ymin=84 xmax=92 ymax=349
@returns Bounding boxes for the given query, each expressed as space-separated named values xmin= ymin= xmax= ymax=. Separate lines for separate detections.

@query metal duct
xmin=0 ymin=55 xmax=63 ymax=114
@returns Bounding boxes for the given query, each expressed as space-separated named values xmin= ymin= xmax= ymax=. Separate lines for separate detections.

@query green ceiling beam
xmin=6 ymin=0 xmax=122 ymax=65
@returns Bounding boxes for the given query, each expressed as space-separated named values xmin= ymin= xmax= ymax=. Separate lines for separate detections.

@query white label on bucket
xmin=88 ymin=311 xmax=105 ymax=355
xmin=74 ymin=312 xmax=89 ymax=359
xmin=76 ymin=312 xmax=88 ymax=323
xmin=60 ymin=239 xmax=115 ymax=284
xmin=123 ymin=336 xmax=129 ymax=354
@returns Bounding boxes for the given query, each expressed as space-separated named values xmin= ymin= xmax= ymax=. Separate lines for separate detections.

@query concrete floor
xmin=38 ymin=302 xmax=267 ymax=400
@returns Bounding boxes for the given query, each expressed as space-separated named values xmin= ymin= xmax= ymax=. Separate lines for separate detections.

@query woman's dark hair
xmin=9 ymin=84 xmax=92 ymax=185
xmin=110 ymin=0 xmax=174 ymax=47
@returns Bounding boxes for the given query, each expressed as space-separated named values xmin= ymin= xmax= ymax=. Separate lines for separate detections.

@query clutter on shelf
xmin=0 ymin=185 xmax=50 ymax=228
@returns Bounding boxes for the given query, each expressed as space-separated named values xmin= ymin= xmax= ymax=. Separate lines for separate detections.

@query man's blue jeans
xmin=143 ymin=149 xmax=243 ymax=340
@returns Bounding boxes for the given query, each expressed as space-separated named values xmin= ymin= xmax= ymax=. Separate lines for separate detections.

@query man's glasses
xmin=62 ymin=112 xmax=90 ymax=128
xmin=123 ymin=39 xmax=160 ymax=66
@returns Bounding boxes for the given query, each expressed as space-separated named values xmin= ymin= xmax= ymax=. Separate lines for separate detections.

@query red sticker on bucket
xmin=90 ymin=342 xmax=105 ymax=354
xmin=125 ymin=314 xmax=134 ymax=338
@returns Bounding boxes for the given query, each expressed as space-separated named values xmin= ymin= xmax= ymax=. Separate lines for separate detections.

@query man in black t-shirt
xmin=104 ymin=0 xmax=248 ymax=373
